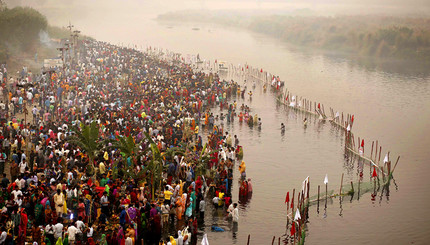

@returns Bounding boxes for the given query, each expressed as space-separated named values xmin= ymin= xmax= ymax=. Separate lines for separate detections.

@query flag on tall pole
xmin=372 ymin=167 xmax=378 ymax=178
xmin=294 ymin=208 xmax=301 ymax=221
xmin=285 ymin=192 xmax=290 ymax=204
xmin=291 ymin=222 xmax=296 ymax=236
xmin=361 ymin=139 xmax=364 ymax=147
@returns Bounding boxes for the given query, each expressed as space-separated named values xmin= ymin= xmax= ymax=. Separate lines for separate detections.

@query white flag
xmin=201 ymin=234 xmax=209 ymax=245
xmin=346 ymin=124 xmax=351 ymax=132
xmin=335 ymin=111 xmax=339 ymax=118
xmin=324 ymin=174 xmax=328 ymax=184
xmin=302 ymin=176 xmax=310 ymax=194
xmin=383 ymin=153 xmax=389 ymax=163
xmin=294 ymin=208 xmax=301 ymax=221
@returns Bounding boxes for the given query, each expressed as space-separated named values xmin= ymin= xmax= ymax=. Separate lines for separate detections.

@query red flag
xmin=260 ymin=68 xmax=263 ymax=73
xmin=372 ymin=167 xmax=378 ymax=178
xmin=215 ymin=59 xmax=217 ymax=63
xmin=246 ymin=65 xmax=249 ymax=69
xmin=351 ymin=115 xmax=354 ymax=123
xmin=286 ymin=95 xmax=289 ymax=101
xmin=285 ymin=192 xmax=290 ymax=204
xmin=290 ymin=200 xmax=293 ymax=209
xmin=318 ymin=103 xmax=321 ymax=109
xmin=361 ymin=139 xmax=364 ymax=147
xmin=241 ymin=67 xmax=244 ymax=71
xmin=290 ymin=222 xmax=296 ymax=236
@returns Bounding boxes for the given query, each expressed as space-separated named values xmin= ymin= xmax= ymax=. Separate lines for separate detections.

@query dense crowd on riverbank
xmin=0 ymin=40 xmax=252 ymax=245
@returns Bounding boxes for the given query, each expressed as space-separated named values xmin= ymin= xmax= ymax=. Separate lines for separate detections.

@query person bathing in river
xmin=239 ymin=161 xmax=246 ymax=180
xmin=281 ymin=123 xmax=285 ymax=131
xmin=303 ymin=117 xmax=308 ymax=127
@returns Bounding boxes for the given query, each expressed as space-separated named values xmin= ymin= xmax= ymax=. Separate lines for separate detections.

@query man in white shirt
xmin=87 ymin=223 xmax=94 ymax=238
xmin=19 ymin=159 xmax=27 ymax=174
xmin=232 ymin=203 xmax=239 ymax=222
xmin=76 ymin=217 xmax=85 ymax=233
xmin=67 ymin=224 xmax=79 ymax=244
xmin=11 ymin=186 xmax=22 ymax=201
xmin=54 ymin=218 xmax=64 ymax=240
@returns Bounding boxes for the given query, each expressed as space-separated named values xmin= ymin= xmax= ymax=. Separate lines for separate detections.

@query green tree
xmin=144 ymin=132 xmax=163 ymax=201
xmin=67 ymin=121 xmax=103 ymax=175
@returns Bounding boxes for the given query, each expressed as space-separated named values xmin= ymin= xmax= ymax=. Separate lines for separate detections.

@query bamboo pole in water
xmin=358 ymin=177 xmax=361 ymax=200
xmin=317 ymin=185 xmax=320 ymax=211
xmin=272 ymin=236 xmax=275 ymax=245
xmin=325 ymin=182 xmax=328 ymax=208
xmin=340 ymin=173 xmax=344 ymax=196
xmin=371 ymin=141 xmax=374 ymax=160
xmin=392 ymin=156 xmax=401 ymax=175
xmin=375 ymin=141 xmax=379 ymax=161
xmin=247 ymin=235 xmax=250 ymax=245
xmin=379 ymin=146 xmax=382 ymax=164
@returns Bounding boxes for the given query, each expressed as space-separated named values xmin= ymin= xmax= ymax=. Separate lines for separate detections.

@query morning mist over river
xmin=3 ymin=0 xmax=430 ymax=244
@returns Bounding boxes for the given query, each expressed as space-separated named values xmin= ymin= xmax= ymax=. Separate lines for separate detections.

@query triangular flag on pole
xmin=324 ymin=174 xmax=328 ymax=184
xmin=372 ymin=167 xmax=378 ymax=178
xmin=361 ymin=139 xmax=364 ymax=147
xmin=285 ymin=95 xmax=289 ymax=101
xmin=291 ymin=222 xmax=296 ymax=236
xmin=260 ymin=68 xmax=263 ymax=73
xmin=285 ymin=192 xmax=290 ymax=204
xmin=351 ymin=115 xmax=354 ymax=123
xmin=383 ymin=153 xmax=389 ymax=163
xmin=294 ymin=208 xmax=301 ymax=221
xmin=346 ymin=124 xmax=351 ymax=132
xmin=318 ymin=103 xmax=321 ymax=109
xmin=335 ymin=111 xmax=339 ymax=118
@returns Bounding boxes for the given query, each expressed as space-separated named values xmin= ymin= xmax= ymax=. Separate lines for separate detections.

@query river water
xmin=41 ymin=7 xmax=430 ymax=244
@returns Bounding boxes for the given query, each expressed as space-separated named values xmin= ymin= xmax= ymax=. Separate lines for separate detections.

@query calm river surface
xmin=52 ymin=9 xmax=430 ymax=244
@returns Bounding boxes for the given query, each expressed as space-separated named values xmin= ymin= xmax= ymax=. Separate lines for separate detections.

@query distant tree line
xmin=158 ymin=11 xmax=430 ymax=62
xmin=0 ymin=6 xmax=48 ymax=62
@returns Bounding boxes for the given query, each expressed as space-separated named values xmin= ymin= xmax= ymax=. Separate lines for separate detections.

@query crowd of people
xmin=0 ymin=40 xmax=253 ymax=245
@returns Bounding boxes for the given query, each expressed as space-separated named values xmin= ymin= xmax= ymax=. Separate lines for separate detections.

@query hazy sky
xmin=5 ymin=0 xmax=430 ymax=18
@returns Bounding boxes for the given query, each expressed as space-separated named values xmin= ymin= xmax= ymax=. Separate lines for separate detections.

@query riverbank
xmin=157 ymin=11 xmax=430 ymax=67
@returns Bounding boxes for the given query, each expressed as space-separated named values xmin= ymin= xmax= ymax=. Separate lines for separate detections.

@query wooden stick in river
xmin=340 ymin=173 xmax=344 ymax=196
xmin=278 ymin=237 xmax=281 ymax=245
xmin=272 ymin=236 xmax=275 ymax=245
xmin=375 ymin=140 xmax=378 ymax=161
xmin=325 ymin=182 xmax=328 ymax=208
xmin=292 ymin=188 xmax=295 ymax=212
xmin=391 ymin=156 xmax=401 ymax=175
xmin=379 ymin=146 xmax=382 ymax=164
xmin=317 ymin=185 xmax=320 ymax=212
xmin=247 ymin=234 xmax=250 ymax=245
xmin=358 ymin=177 xmax=361 ymax=200
xmin=371 ymin=141 xmax=374 ymax=159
